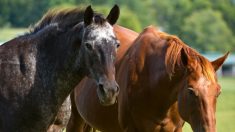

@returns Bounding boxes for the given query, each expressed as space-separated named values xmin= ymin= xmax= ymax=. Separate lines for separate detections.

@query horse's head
xmin=79 ymin=5 xmax=120 ymax=105
xmin=178 ymin=50 xmax=229 ymax=132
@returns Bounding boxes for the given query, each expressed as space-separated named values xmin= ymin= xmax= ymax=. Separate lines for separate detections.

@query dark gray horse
xmin=0 ymin=5 xmax=120 ymax=132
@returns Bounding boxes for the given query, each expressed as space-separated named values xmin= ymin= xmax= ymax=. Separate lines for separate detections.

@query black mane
xmin=30 ymin=7 xmax=85 ymax=34
xmin=30 ymin=8 xmax=108 ymax=34
xmin=93 ymin=13 xmax=106 ymax=25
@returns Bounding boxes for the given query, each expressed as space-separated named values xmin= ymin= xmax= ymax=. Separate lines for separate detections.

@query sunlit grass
xmin=0 ymin=28 xmax=27 ymax=42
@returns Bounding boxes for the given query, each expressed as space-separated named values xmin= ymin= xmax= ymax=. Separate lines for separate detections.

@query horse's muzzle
xmin=97 ymin=80 xmax=119 ymax=106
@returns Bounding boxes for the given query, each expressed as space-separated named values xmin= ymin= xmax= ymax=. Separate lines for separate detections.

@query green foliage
xmin=115 ymin=0 xmax=156 ymax=28
xmin=49 ymin=0 xmax=76 ymax=7
xmin=0 ymin=0 xmax=49 ymax=27
xmin=0 ymin=0 xmax=10 ymax=26
xmin=153 ymin=0 xmax=193 ymax=35
xmin=153 ymin=0 xmax=235 ymax=52
xmin=181 ymin=9 xmax=235 ymax=52
xmin=211 ymin=0 xmax=235 ymax=34
xmin=117 ymin=6 xmax=142 ymax=32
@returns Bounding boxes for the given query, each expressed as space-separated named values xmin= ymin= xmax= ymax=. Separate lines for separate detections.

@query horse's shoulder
xmin=132 ymin=26 xmax=169 ymax=53
xmin=114 ymin=25 xmax=138 ymax=37
xmin=140 ymin=25 xmax=158 ymax=37
xmin=137 ymin=26 xmax=165 ymax=44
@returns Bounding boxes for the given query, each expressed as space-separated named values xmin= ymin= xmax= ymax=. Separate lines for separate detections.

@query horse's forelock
xmin=93 ymin=14 xmax=106 ymax=25
xmin=165 ymin=36 xmax=185 ymax=77
xmin=198 ymin=56 xmax=216 ymax=81
xmin=165 ymin=36 xmax=214 ymax=80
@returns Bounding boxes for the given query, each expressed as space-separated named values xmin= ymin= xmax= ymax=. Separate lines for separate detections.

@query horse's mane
xmin=165 ymin=35 xmax=214 ymax=80
xmin=30 ymin=7 xmax=85 ymax=34
xmin=29 ymin=7 xmax=108 ymax=35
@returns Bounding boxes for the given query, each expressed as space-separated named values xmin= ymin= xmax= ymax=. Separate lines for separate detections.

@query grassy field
xmin=183 ymin=77 xmax=235 ymax=132
xmin=0 ymin=28 xmax=27 ymax=42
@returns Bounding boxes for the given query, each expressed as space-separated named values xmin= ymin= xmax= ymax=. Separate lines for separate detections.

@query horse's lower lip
xmin=99 ymin=96 xmax=117 ymax=106
xmin=100 ymin=100 xmax=115 ymax=106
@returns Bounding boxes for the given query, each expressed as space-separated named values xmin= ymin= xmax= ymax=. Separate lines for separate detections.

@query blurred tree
xmin=116 ymin=6 xmax=142 ymax=32
xmin=89 ymin=0 xmax=108 ymax=5
xmin=181 ymin=9 xmax=235 ymax=52
xmin=211 ymin=0 xmax=235 ymax=34
xmin=1 ymin=0 xmax=49 ymax=27
xmin=0 ymin=0 xmax=10 ymax=26
xmin=191 ymin=0 xmax=212 ymax=10
xmin=49 ymin=0 xmax=76 ymax=7
xmin=117 ymin=0 xmax=156 ymax=28
xmin=153 ymin=0 xmax=192 ymax=35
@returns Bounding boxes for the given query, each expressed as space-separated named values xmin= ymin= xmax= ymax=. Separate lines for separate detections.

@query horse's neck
xmin=26 ymin=25 xmax=86 ymax=109
xmin=10 ymin=28 xmax=86 ymax=130
xmin=160 ymin=68 xmax=186 ymax=109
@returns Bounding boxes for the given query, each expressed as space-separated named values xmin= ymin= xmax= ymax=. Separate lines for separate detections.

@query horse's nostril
xmin=98 ymin=84 xmax=105 ymax=95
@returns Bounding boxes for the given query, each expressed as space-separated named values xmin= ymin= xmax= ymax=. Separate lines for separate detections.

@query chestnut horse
xmin=0 ymin=5 xmax=120 ymax=132
xmin=67 ymin=26 xmax=228 ymax=132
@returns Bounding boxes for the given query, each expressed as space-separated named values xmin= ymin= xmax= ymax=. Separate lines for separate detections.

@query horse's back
xmin=0 ymin=37 xmax=36 ymax=87
xmin=0 ymin=37 xmax=40 ymax=131
xmin=117 ymin=26 xmax=169 ymax=85
xmin=116 ymin=26 xmax=185 ymax=131
xmin=0 ymin=38 xmax=19 ymax=56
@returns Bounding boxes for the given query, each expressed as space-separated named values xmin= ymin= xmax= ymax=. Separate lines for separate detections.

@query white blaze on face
xmin=89 ymin=23 xmax=115 ymax=42
xmin=197 ymin=76 xmax=212 ymax=96
xmin=82 ymin=22 xmax=117 ymax=81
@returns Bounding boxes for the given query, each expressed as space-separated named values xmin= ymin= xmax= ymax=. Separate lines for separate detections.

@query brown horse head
xmin=79 ymin=5 xmax=120 ymax=105
xmin=177 ymin=49 xmax=229 ymax=132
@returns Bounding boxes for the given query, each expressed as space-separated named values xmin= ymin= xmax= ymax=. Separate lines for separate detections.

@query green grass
xmin=0 ymin=28 xmax=27 ymax=42
xmin=183 ymin=77 xmax=235 ymax=132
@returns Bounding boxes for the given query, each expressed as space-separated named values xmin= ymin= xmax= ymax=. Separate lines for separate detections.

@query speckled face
xmin=82 ymin=22 xmax=120 ymax=82
xmin=80 ymin=5 xmax=120 ymax=106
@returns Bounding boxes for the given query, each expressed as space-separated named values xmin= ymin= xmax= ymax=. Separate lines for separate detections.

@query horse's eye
xmin=85 ymin=42 xmax=93 ymax=50
xmin=116 ymin=40 xmax=120 ymax=48
xmin=188 ymin=87 xmax=198 ymax=96
xmin=116 ymin=43 xmax=120 ymax=48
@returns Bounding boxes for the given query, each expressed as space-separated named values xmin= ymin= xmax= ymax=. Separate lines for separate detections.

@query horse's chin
xmin=99 ymin=97 xmax=117 ymax=106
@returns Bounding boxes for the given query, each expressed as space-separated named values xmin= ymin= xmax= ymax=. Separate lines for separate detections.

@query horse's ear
xmin=84 ymin=5 xmax=94 ymax=26
xmin=181 ymin=48 xmax=190 ymax=66
xmin=211 ymin=52 xmax=229 ymax=71
xmin=106 ymin=5 xmax=120 ymax=25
